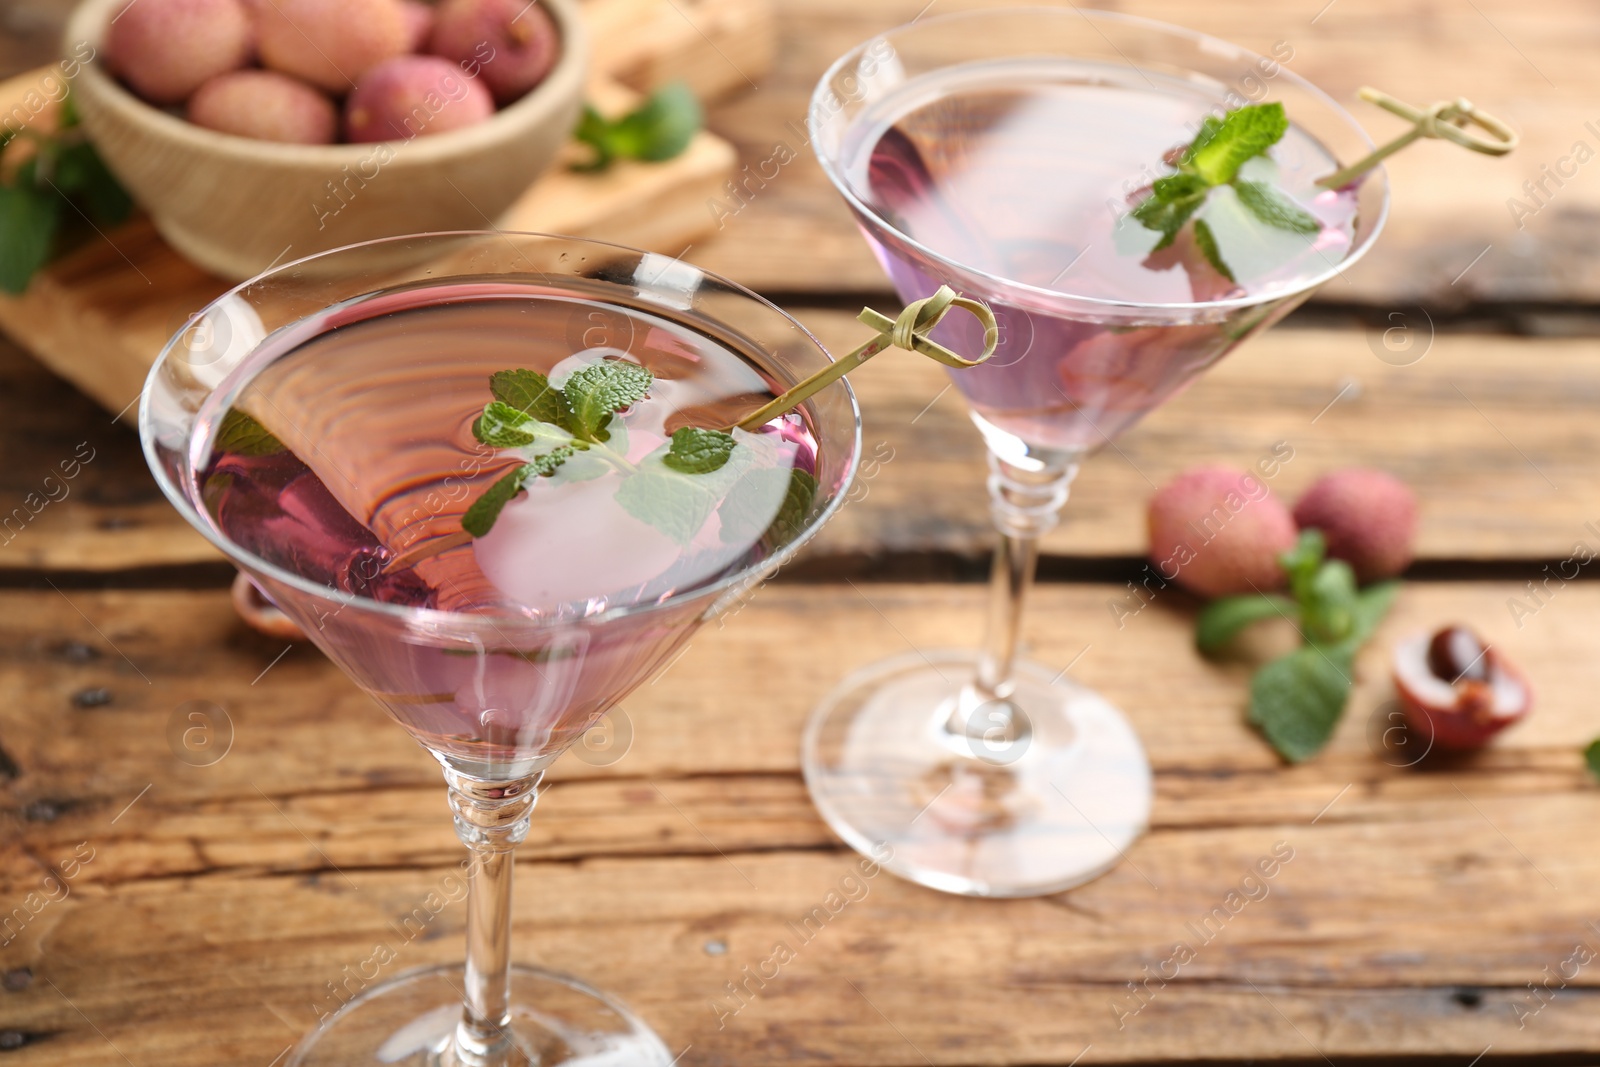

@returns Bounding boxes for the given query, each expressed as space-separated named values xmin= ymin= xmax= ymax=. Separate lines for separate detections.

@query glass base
xmin=803 ymin=649 xmax=1152 ymax=897
xmin=287 ymin=965 xmax=672 ymax=1066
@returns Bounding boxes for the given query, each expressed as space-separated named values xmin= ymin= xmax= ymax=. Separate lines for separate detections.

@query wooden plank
xmin=4 ymin=581 xmax=1598 ymax=872
xmin=4 ymin=319 xmax=1597 ymax=571
xmin=3 ymin=583 xmax=1600 ymax=1063
xmin=5 ymin=0 xmax=1595 ymax=307
xmin=684 ymin=0 xmax=1600 ymax=306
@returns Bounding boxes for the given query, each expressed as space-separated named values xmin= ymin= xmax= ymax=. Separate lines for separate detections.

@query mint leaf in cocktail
xmin=490 ymin=368 xmax=568 ymax=425
xmin=561 ymin=359 xmax=652 ymax=443
xmin=1130 ymin=102 xmax=1324 ymax=280
xmin=1129 ymin=172 xmax=1208 ymax=251
xmin=1184 ymin=103 xmax=1289 ymax=185
xmin=1234 ymin=181 xmax=1320 ymax=236
xmin=663 ymin=426 xmax=737 ymax=474
xmin=214 ymin=409 xmax=286 ymax=457
xmin=472 ymin=401 xmax=542 ymax=448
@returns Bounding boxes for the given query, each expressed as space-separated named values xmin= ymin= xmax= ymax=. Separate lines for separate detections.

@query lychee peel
xmin=344 ymin=55 xmax=496 ymax=143
xmin=187 ymin=70 xmax=338 ymax=144
xmin=1147 ymin=465 xmax=1299 ymax=599
xmin=1293 ymin=468 xmax=1417 ymax=583
xmin=107 ymin=0 xmax=254 ymax=104
xmin=256 ymin=0 xmax=411 ymax=93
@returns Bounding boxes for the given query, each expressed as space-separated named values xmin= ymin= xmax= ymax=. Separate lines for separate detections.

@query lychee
xmin=187 ymin=70 xmax=338 ymax=144
xmin=1293 ymin=468 xmax=1416 ymax=582
xmin=399 ymin=0 xmax=436 ymax=51
xmin=427 ymin=0 xmax=560 ymax=104
xmin=1392 ymin=627 xmax=1531 ymax=749
xmin=106 ymin=0 xmax=253 ymax=105
xmin=344 ymin=55 xmax=495 ymax=143
xmin=1147 ymin=465 xmax=1298 ymax=598
xmin=255 ymin=0 xmax=411 ymax=94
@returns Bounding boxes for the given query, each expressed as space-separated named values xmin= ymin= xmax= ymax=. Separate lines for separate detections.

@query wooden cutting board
xmin=0 ymin=0 xmax=771 ymax=417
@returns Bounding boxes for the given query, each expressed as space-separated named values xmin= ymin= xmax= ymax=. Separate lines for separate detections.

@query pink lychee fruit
xmin=106 ymin=0 xmax=254 ymax=105
xmin=1293 ymin=468 xmax=1417 ymax=583
xmin=399 ymin=0 xmax=437 ymax=51
xmin=1392 ymin=627 xmax=1532 ymax=749
xmin=1148 ymin=465 xmax=1299 ymax=598
xmin=343 ymin=55 xmax=496 ymax=143
xmin=427 ymin=0 xmax=560 ymax=104
xmin=187 ymin=70 xmax=338 ymax=144
xmin=255 ymin=0 xmax=411 ymax=94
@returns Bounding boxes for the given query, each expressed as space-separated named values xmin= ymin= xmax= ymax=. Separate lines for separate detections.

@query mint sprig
xmin=1198 ymin=529 xmax=1401 ymax=762
xmin=0 ymin=93 xmax=132 ymax=294
xmin=573 ymin=82 xmax=703 ymax=173
xmin=1130 ymin=102 xmax=1321 ymax=280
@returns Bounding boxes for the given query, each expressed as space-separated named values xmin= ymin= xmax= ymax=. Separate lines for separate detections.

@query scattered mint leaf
xmin=1130 ymin=172 xmax=1208 ymax=251
xmin=663 ymin=426 xmax=737 ymax=474
xmin=1195 ymin=593 xmax=1297 ymax=654
xmin=562 ymin=359 xmax=652 ymax=442
xmin=1249 ymin=644 xmax=1353 ymax=762
xmin=1193 ymin=525 xmax=1403 ymax=764
xmin=214 ymin=409 xmax=285 ymax=457
xmin=472 ymin=400 xmax=539 ymax=448
xmin=461 ymin=464 xmax=533 ymax=538
xmin=1280 ymin=528 xmax=1327 ymax=599
xmin=0 ymin=91 xmax=132 ymax=294
xmin=1586 ymin=738 xmax=1600 ymax=782
xmin=1346 ymin=579 xmax=1401 ymax=648
xmin=1185 ymin=102 xmax=1289 ymax=186
xmin=491 ymin=368 xmax=567 ymax=424
xmin=1235 ymin=180 xmax=1320 ymax=236
xmin=53 ymin=141 xmax=132 ymax=225
xmin=573 ymin=82 xmax=703 ymax=172
xmin=0 ymin=184 xmax=59 ymax=294
xmin=1303 ymin=558 xmax=1358 ymax=645
xmin=1190 ymin=217 xmax=1235 ymax=282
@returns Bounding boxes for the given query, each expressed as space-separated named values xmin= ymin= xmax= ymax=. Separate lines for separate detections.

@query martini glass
xmin=806 ymin=9 xmax=1388 ymax=897
xmin=140 ymin=232 xmax=861 ymax=1065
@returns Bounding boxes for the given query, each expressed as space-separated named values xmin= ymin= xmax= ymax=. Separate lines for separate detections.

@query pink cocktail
xmin=806 ymin=9 xmax=1387 ymax=897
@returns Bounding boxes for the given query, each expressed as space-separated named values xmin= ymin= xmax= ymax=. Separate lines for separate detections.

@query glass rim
xmin=808 ymin=5 xmax=1392 ymax=314
xmin=139 ymin=229 xmax=863 ymax=636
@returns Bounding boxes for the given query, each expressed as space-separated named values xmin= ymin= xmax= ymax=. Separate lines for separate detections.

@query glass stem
xmin=443 ymin=767 xmax=541 ymax=1067
xmin=945 ymin=452 xmax=1077 ymax=745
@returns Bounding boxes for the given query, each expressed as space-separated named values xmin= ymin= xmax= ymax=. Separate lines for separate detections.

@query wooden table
xmin=5 ymin=1 xmax=1600 ymax=1064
